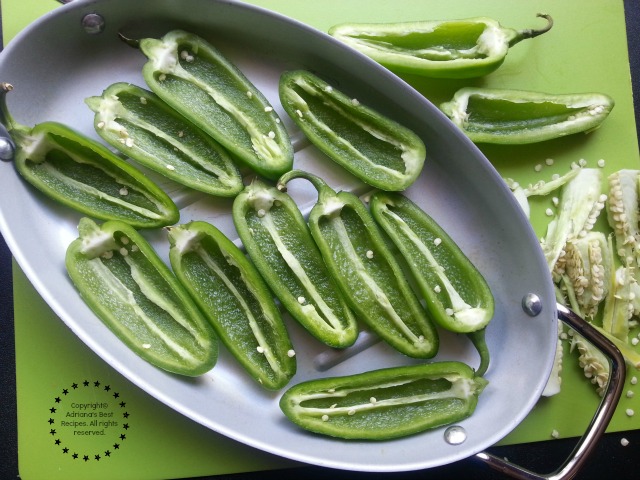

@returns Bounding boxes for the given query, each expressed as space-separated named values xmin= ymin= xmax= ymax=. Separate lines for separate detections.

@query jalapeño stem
xmin=510 ymin=13 xmax=554 ymax=46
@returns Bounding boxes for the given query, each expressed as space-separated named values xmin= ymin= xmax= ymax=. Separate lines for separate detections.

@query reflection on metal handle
xmin=475 ymin=303 xmax=626 ymax=480
xmin=0 ymin=122 xmax=15 ymax=162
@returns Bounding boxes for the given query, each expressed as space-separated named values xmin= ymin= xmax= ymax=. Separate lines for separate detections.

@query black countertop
xmin=2 ymin=1 xmax=640 ymax=479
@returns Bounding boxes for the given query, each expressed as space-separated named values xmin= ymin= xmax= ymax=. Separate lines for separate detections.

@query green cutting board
xmin=12 ymin=263 xmax=296 ymax=480
xmin=5 ymin=0 xmax=639 ymax=479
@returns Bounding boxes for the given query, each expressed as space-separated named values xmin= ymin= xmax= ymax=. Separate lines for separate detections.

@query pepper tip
xmin=118 ymin=31 xmax=141 ymax=49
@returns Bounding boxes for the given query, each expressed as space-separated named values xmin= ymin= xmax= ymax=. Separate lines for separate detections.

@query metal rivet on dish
xmin=522 ymin=293 xmax=543 ymax=317
xmin=0 ymin=137 xmax=14 ymax=161
xmin=444 ymin=425 xmax=467 ymax=445
xmin=81 ymin=13 xmax=105 ymax=34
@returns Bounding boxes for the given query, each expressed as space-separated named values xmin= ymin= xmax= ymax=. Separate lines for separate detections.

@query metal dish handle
xmin=475 ymin=303 xmax=626 ymax=480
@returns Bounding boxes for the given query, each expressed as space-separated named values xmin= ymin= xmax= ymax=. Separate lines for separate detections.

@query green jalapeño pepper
xmin=65 ymin=218 xmax=217 ymax=376
xmin=232 ymin=178 xmax=358 ymax=348
xmin=440 ymin=87 xmax=614 ymax=144
xmin=86 ymin=82 xmax=243 ymax=197
xmin=278 ymin=170 xmax=438 ymax=358
xmin=370 ymin=192 xmax=494 ymax=332
xmin=370 ymin=191 xmax=494 ymax=375
xmin=329 ymin=14 xmax=553 ymax=79
xmin=278 ymin=70 xmax=425 ymax=191
xmin=133 ymin=30 xmax=293 ymax=180
xmin=0 ymin=83 xmax=179 ymax=228
xmin=279 ymin=361 xmax=488 ymax=440
xmin=167 ymin=221 xmax=296 ymax=389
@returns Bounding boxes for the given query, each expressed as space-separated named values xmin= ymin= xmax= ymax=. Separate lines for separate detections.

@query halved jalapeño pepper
xmin=370 ymin=192 xmax=494 ymax=333
xmin=0 ymin=84 xmax=179 ymax=228
xmin=370 ymin=192 xmax=494 ymax=374
xmin=329 ymin=14 xmax=553 ymax=79
xmin=279 ymin=361 xmax=488 ymax=440
xmin=278 ymin=70 xmax=425 ymax=191
xmin=168 ymin=221 xmax=296 ymax=389
xmin=136 ymin=30 xmax=293 ymax=179
xmin=86 ymin=82 xmax=243 ymax=197
xmin=440 ymin=87 xmax=614 ymax=144
xmin=278 ymin=170 xmax=438 ymax=358
xmin=65 ymin=218 xmax=217 ymax=376
xmin=233 ymin=178 xmax=358 ymax=348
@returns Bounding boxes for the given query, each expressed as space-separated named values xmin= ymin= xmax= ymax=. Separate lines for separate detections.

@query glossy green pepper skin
xmin=168 ymin=221 xmax=296 ymax=390
xmin=370 ymin=192 xmax=494 ymax=375
xmin=279 ymin=70 xmax=425 ymax=191
xmin=279 ymin=361 xmax=488 ymax=440
xmin=440 ymin=87 xmax=614 ymax=144
xmin=233 ymin=179 xmax=358 ymax=348
xmin=136 ymin=30 xmax=293 ymax=180
xmin=0 ymin=83 xmax=179 ymax=228
xmin=278 ymin=170 xmax=438 ymax=359
xmin=86 ymin=82 xmax=243 ymax=197
xmin=65 ymin=218 xmax=218 ymax=376
xmin=329 ymin=14 xmax=553 ymax=79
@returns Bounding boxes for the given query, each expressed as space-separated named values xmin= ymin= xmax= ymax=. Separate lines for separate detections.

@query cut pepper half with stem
xmin=278 ymin=170 xmax=438 ymax=359
xmin=370 ymin=191 xmax=494 ymax=375
xmin=329 ymin=14 xmax=553 ymax=79
xmin=1 ymin=83 xmax=179 ymax=228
